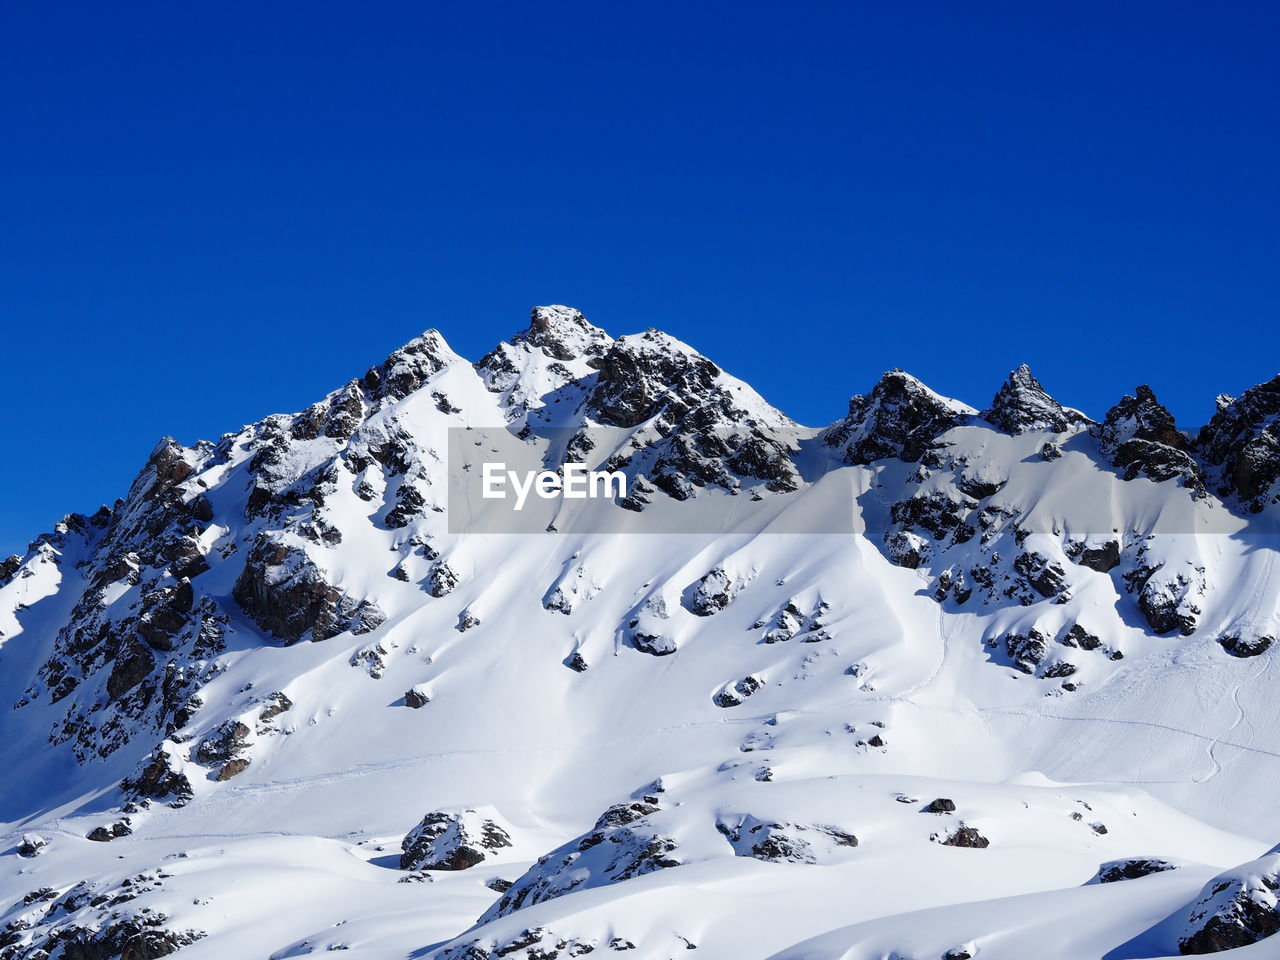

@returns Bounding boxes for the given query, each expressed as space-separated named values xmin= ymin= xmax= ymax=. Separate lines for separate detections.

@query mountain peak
xmin=982 ymin=364 xmax=1090 ymax=434
xmin=1198 ymin=372 xmax=1280 ymax=508
xmin=513 ymin=305 xmax=611 ymax=363
xmin=365 ymin=328 xmax=460 ymax=402
xmin=826 ymin=369 xmax=971 ymax=465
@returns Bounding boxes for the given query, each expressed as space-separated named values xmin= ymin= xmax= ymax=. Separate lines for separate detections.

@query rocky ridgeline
xmin=982 ymin=364 xmax=1092 ymax=434
xmin=825 ymin=369 xmax=972 ymax=465
xmin=577 ymin=329 xmax=802 ymax=500
xmin=0 ymin=307 xmax=1277 ymax=821
xmin=1198 ymin=374 xmax=1280 ymax=512
xmin=0 ymin=868 xmax=205 ymax=960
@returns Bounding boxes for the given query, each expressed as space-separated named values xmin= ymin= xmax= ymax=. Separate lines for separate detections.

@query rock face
xmin=233 ymin=536 xmax=385 ymax=644
xmin=716 ymin=816 xmax=858 ymax=863
xmin=1099 ymin=386 xmax=1204 ymax=494
xmin=400 ymin=810 xmax=513 ymax=871
xmin=1094 ymin=857 xmax=1178 ymax=883
xmin=937 ymin=823 xmax=990 ymax=848
xmin=825 ymin=370 xmax=970 ymax=465
xmin=120 ymin=749 xmax=194 ymax=805
xmin=1198 ymin=374 xmax=1280 ymax=511
xmin=982 ymin=365 xmax=1090 ymax=434
xmin=475 ymin=305 xmax=611 ymax=416
xmin=1219 ymin=634 xmax=1274 ymax=658
xmin=581 ymin=330 xmax=802 ymax=499
xmin=481 ymin=798 xmax=679 ymax=923
xmin=1177 ymin=851 xmax=1280 ymax=954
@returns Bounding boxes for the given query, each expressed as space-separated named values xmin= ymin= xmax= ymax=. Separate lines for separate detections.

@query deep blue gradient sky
xmin=3 ymin=2 xmax=1279 ymax=556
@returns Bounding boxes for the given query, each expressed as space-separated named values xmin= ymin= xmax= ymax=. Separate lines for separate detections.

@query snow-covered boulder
xmin=400 ymin=809 xmax=513 ymax=871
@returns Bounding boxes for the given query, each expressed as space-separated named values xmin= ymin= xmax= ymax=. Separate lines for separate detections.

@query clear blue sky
xmin=3 ymin=2 xmax=1279 ymax=556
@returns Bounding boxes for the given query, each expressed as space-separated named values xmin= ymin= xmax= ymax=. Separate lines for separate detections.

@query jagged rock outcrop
xmin=121 ymin=748 xmax=194 ymax=805
xmin=365 ymin=329 xmax=458 ymax=403
xmin=1094 ymin=857 xmax=1178 ymax=883
xmin=712 ymin=674 xmax=762 ymax=707
xmin=1177 ymin=849 xmax=1280 ymax=954
xmin=825 ymin=370 xmax=969 ymax=464
xmin=476 ymin=306 xmax=612 ymax=417
xmin=481 ymin=797 xmax=679 ymax=923
xmin=194 ymin=720 xmax=252 ymax=781
xmin=400 ymin=809 xmax=513 ymax=871
xmin=716 ymin=815 xmax=858 ymax=863
xmin=1099 ymin=386 xmax=1204 ymax=494
xmin=982 ymin=365 xmax=1090 ymax=434
xmin=690 ymin=566 xmax=751 ymax=616
xmin=233 ymin=536 xmax=385 ymax=644
xmin=935 ymin=823 xmax=990 ymax=848
xmin=582 ymin=330 xmax=801 ymax=498
xmin=1198 ymin=374 xmax=1280 ymax=511
xmin=1219 ymin=634 xmax=1274 ymax=658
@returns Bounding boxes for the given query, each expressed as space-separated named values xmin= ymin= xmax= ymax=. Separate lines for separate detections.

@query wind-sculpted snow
xmin=1 ymin=306 xmax=1280 ymax=958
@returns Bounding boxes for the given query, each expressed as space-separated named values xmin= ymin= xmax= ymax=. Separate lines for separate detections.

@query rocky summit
xmin=2 ymin=306 xmax=1280 ymax=959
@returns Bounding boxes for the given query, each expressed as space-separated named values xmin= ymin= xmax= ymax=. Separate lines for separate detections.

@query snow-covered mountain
xmin=3 ymin=305 xmax=1280 ymax=960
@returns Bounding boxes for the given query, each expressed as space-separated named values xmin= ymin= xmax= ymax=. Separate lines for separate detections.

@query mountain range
xmin=3 ymin=305 xmax=1280 ymax=960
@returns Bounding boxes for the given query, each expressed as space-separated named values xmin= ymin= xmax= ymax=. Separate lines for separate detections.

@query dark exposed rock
xmin=1072 ymin=540 xmax=1120 ymax=573
xmin=1178 ymin=854 xmax=1280 ymax=955
xmin=594 ymin=802 xmax=661 ymax=830
xmin=194 ymin=720 xmax=250 ymax=775
xmin=717 ymin=816 xmax=858 ymax=863
xmin=631 ymin=623 xmax=677 ymax=656
xmin=137 ymin=580 xmax=194 ymax=652
xmin=85 ymin=821 xmax=132 ymax=842
xmin=565 ymin=652 xmax=589 ymax=673
xmin=1013 ymin=551 xmax=1069 ymax=600
xmin=1219 ymin=634 xmax=1274 ymax=658
xmin=511 ymin=305 xmax=611 ymax=364
xmin=38 ymin=914 xmax=203 ymax=960
xmin=582 ymin=330 xmax=801 ymax=497
xmin=1004 ymin=629 xmax=1051 ymax=674
xmin=589 ymin=331 xmax=720 ymax=430
xmin=0 ymin=553 xmax=21 ymax=586
xmin=258 ymin=691 xmax=293 ymax=723
xmin=712 ymin=675 xmax=762 ymax=708
xmin=400 ymin=810 xmax=513 ymax=871
xmin=1197 ymin=374 xmax=1280 ymax=511
xmin=121 ymin=750 xmax=193 ymax=806
xmin=937 ymin=823 xmax=990 ymax=848
xmin=106 ymin=642 xmax=157 ymax=702
xmin=982 ymin=365 xmax=1090 ymax=435
xmin=1136 ymin=573 xmax=1202 ymax=636
xmin=405 ymin=687 xmax=431 ymax=709
xmin=365 ymin=330 xmax=455 ymax=402
xmin=1101 ymin=385 xmax=1187 ymax=450
xmin=1095 ymin=857 xmax=1177 ymax=883
xmin=233 ymin=536 xmax=384 ymax=643
xmin=426 ymin=560 xmax=460 ymax=598
xmin=924 ymin=798 xmax=956 ymax=814
xmin=890 ymin=491 xmax=977 ymax=544
xmin=1062 ymin=623 xmax=1102 ymax=650
xmin=690 ymin=567 xmax=738 ymax=616
xmin=825 ymin=370 xmax=965 ymax=464
xmin=17 ymin=834 xmax=47 ymax=857
xmin=214 ymin=758 xmax=250 ymax=781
